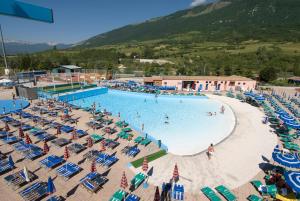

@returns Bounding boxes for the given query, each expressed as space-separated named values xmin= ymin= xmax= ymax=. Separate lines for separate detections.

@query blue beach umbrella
xmin=284 ymin=171 xmax=300 ymax=193
xmin=47 ymin=176 xmax=56 ymax=194
xmin=280 ymin=114 xmax=295 ymax=122
xmin=8 ymin=155 xmax=14 ymax=167
xmin=272 ymin=147 xmax=300 ymax=169
xmin=285 ymin=121 xmax=300 ymax=129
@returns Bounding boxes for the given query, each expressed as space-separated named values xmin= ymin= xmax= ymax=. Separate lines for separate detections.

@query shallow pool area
xmin=69 ymin=90 xmax=236 ymax=155
xmin=0 ymin=99 xmax=30 ymax=115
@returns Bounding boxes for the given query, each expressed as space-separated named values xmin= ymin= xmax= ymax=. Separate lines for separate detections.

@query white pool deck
xmin=131 ymin=94 xmax=278 ymax=193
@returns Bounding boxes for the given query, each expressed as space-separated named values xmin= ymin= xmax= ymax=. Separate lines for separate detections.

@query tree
xmin=259 ymin=66 xmax=277 ymax=82
xmin=224 ymin=65 xmax=232 ymax=76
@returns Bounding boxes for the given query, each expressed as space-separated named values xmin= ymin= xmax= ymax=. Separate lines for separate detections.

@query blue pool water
xmin=70 ymin=90 xmax=235 ymax=155
xmin=0 ymin=99 xmax=30 ymax=115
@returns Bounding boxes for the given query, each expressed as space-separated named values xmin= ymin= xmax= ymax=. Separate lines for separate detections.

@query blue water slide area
xmin=0 ymin=99 xmax=30 ymax=114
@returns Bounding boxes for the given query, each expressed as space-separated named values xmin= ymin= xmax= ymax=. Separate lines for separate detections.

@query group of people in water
xmin=207 ymin=105 xmax=225 ymax=116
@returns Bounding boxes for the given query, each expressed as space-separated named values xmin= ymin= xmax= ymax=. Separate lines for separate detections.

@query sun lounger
xmin=90 ymin=134 xmax=104 ymax=143
xmin=29 ymin=128 xmax=45 ymax=136
xmin=130 ymin=173 xmax=146 ymax=190
xmin=13 ymin=140 xmax=33 ymax=152
xmin=21 ymin=124 xmax=33 ymax=131
xmin=68 ymin=143 xmax=86 ymax=154
xmin=96 ymin=153 xmax=110 ymax=164
xmin=2 ymin=136 xmax=21 ymax=144
xmin=40 ymin=155 xmax=65 ymax=169
xmin=22 ymin=182 xmax=48 ymax=201
xmin=251 ymin=180 xmax=277 ymax=197
xmin=19 ymin=182 xmax=43 ymax=197
xmin=201 ymin=187 xmax=222 ymax=201
xmin=109 ymin=189 xmax=127 ymax=201
xmin=83 ymin=150 xmax=101 ymax=161
xmin=125 ymin=194 xmax=140 ymax=201
xmin=61 ymin=125 xmax=74 ymax=133
xmin=23 ymin=147 xmax=44 ymax=160
xmin=104 ymin=139 xmax=119 ymax=149
xmin=76 ymin=129 xmax=88 ymax=138
xmin=56 ymin=162 xmax=81 ymax=180
xmin=46 ymin=196 xmax=63 ymax=201
xmin=215 ymin=185 xmax=237 ymax=201
xmin=35 ymin=133 xmax=56 ymax=142
xmin=102 ymin=155 xmax=118 ymax=168
xmin=4 ymin=169 xmax=35 ymax=189
xmin=126 ymin=147 xmax=140 ymax=158
xmin=0 ymin=160 xmax=15 ymax=175
xmin=247 ymin=194 xmax=263 ymax=201
xmin=80 ymin=172 xmax=108 ymax=193
xmin=0 ymin=131 xmax=10 ymax=138
xmin=140 ymin=138 xmax=151 ymax=146
xmin=51 ymin=138 xmax=71 ymax=147
xmin=1 ymin=116 xmax=14 ymax=122
xmin=122 ymin=127 xmax=132 ymax=132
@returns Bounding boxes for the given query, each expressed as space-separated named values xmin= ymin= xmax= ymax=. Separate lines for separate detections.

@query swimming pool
xmin=0 ymin=99 xmax=30 ymax=115
xmin=69 ymin=90 xmax=236 ymax=155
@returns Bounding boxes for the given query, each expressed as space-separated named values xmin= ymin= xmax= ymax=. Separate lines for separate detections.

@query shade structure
xmin=100 ymin=140 xmax=106 ymax=152
xmin=90 ymin=159 xmax=96 ymax=172
xmin=173 ymin=164 xmax=179 ymax=180
xmin=154 ymin=186 xmax=160 ymax=201
xmin=47 ymin=176 xmax=56 ymax=194
xmin=43 ymin=141 xmax=49 ymax=154
xmin=284 ymin=171 xmax=300 ymax=193
xmin=19 ymin=127 xmax=24 ymax=138
xmin=23 ymin=166 xmax=30 ymax=182
xmin=8 ymin=155 xmax=14 ymax=167
xmin=120 ymin=171 xmax=128 ymax=189
xmin=280 ymin=114 xmax=295 ymax=122
xmin=56 ymin=126 xmax=61 ymax=135
xmin=25 ymin=134 xmax=32 ymax=144
xmin=272 ymin=146 xmax=300 ymax=168
xmin=64 ymin=146 xmax=70 ymax=160
xmin=87 ymin=137 xmax=93 ymax=148
xmin=5 ymin=122 xmax=10 ymax=131
xmin=142 ymin=157 xmax=148 ymax=172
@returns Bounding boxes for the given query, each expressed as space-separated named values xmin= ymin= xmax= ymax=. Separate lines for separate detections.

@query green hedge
xmin=131 ymin=150 xmax=167 ymax=168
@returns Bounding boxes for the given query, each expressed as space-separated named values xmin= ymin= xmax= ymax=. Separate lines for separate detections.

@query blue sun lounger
xmin=30 ymin=129 xmax=45 ymax=136
xmin=2 ymin=136 xmax=21 ymax=144
xmin=0 ymin=131 xmax=10 ymax=138
xmin=1 ymin=116 xmax=14 ymax=122
xmin=14 ymin=141 xmax=34 ymax=152
xmin=19 ymin=182 xmax=42 ymax=197
xmin=126 ymin=147 xmax=140 ymax=158
xmin=125 ymin=194 xmax=140 ymax=201
xmin=24 ymin=147 xmax=44 ymax=160
xmin=36 ymin=133 xmax=56 ymax=141
xmin=21 ymin=112 xmax=32 ymax=118
xmin=20 ymin=182 xmax=48 ymax=201
xmin=21 ymin=124 xmax=33 ymax=131
xmin=102 ymin=155 xmax=118 ymax=168
xmin=0 ymin=161 xmax=14 ymax=174
xmin=56 ymin=162 xmax=81 ymax=180
xmin=40 ymin=155 xmax=64 ymax=169
xmin=96 ymin=153 xmax=110 ymax=164
xmin=61 ymin=125 xmax=74 ymax=133
xmin=46 ymin=196 xmax=63 ymax=201
xmin=80 ymin=172 xmax=100 ymax=183
xmin=173 ymin=184 xmax=184 ymax=200
xmin=76 ymin=129 xmax=87 ymax=138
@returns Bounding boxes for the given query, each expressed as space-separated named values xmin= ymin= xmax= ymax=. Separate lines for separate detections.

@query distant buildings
xmin=143 ymin=75 xmax=256 ymax=91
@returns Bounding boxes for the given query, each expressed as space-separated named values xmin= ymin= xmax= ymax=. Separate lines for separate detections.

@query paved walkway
xmin=132 ymin=95 xmax=277 ymax=193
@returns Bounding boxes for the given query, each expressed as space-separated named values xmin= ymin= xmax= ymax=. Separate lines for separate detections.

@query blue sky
xmin=0 ymin=0 xmax=212 ymax=44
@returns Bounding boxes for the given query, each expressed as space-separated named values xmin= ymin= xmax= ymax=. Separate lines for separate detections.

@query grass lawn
xmin=131 ymin=150 xmax=167 ymax=168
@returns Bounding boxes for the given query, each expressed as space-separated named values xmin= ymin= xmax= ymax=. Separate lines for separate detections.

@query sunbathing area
xmin=0 ymin=81 xmax=300 ymax=201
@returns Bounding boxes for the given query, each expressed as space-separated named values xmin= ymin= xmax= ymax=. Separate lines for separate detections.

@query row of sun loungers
xmin=56 ymin=162 xmax=82 ymax=180
xmin=95 ymin=153 xmax=118 ymax=168
xmin=109 ymin=189 xmax=140 ymax=201
xmin=201 ymin=185 xmax=237 ymax=201
xmin=19 ymin=182 xmax=48 ymax=201
xmin=121 ymin=146 xmax=140 ymax=157
xmin=4 ymin=169 xmax=35 ymax=189
xmin=80 ymin=172 xmax=108 ymax=193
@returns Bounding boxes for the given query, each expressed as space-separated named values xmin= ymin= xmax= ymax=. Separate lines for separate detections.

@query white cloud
xmin=190 ymin=0 xmax=208 ymax=7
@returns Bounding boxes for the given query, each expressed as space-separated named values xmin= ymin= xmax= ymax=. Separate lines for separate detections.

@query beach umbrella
xmin=43 ymin=141 xmax=50 ymax=154
xmin=18 ymin=127 xmax=24 ymax=138
xmin=56 ymin=126 xmax=61 ymax=135
xmin=25 ymin=134 xmax=32 ymax=144
xmin=5 ymin=122 xmax=10 ymax=131
xmin=90 ymin=159 xmax=96 ymax=172
xmin=280 ymin=114 xmax=295 ymax=122
xmin=272 ymin=146 xmax=300 ymax=169
xmin=100 ymin=140 xmax=106 ymax=152
xmin=120 ymin=171 xmax=128 ymax=189
xmin=87 ymin=137 xmax=93 ymax=148
xmin=47 ymin=176 xmax=56 ymax=195
xmin=71 ymin=130 xmax=78 ymax=140
xmin=8 ymin=155 xmax=14 ymax=167
xmin=142 ymin=157 xmax=148 ymax=172
xmin=284 ymin=171 xmax=300 ymax=193
xmin=64 ymin=146 xmax=70 ymax=160
xmin=173 ymin=164 xmax=179 ymax=181
xmin=23 ymin=166 xmax=30 ymax=182
xmin=154 ymin=186 xmax=160 ymax=201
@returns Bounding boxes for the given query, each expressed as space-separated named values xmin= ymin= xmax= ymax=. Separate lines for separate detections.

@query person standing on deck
xmin=207 ymin=143 xmax=215 ymax=160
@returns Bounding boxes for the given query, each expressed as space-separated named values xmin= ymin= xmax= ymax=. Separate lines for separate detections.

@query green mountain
xmin=79 ymin=0 xmax=300 ymax=47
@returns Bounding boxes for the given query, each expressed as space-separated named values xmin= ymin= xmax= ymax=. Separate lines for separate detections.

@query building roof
xmin=144 ymin=75 xmax=255 ymax=82
xmin=288 ymin=77 xmax=300 ymax=82
xmin=59 ymin=65 xmax=82 ymax=70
